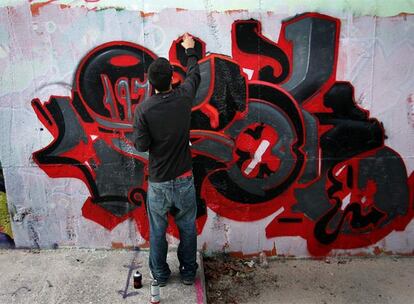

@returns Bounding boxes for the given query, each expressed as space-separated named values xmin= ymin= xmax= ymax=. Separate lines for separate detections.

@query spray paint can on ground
xmin=133 ymin=271 xmax=142 ymax=289
xmin=150 ymin=279 xmax=160 ymax=304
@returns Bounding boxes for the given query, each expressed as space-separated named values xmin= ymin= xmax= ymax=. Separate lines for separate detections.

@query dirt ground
xmin=203 ymin=254 xmax=414 ymax=304
xmin=204 ymin=254 xmax=273 ymax=304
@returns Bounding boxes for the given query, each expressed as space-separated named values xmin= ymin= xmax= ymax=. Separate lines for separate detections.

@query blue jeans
xmin=147 ymin=175 xmax=198 ymax=282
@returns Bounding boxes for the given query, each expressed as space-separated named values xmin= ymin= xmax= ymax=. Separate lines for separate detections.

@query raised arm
xmin=179 ymin=33 xmax=201 ymax=98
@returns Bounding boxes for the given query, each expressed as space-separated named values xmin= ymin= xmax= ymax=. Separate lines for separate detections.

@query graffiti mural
xmin=0 ymin=162 xmax=14 ymax=248
xmin=32 ymin=13 xmax=414 ymax=255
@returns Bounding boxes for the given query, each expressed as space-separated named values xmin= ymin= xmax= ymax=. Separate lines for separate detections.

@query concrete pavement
xmin=0 ymin=249 xmax=206 ymax=304
xmin=204 ymin=255 xmax=414 ymax=304
xmin=2 ymin=248 xmax=414 ymax=304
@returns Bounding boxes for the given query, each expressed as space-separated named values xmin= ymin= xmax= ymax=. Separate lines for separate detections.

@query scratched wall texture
xmin=0 ymin=1 xmax=413 ymax=256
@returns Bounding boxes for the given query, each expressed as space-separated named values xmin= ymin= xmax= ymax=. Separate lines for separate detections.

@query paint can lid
xmin=134 ymin=271 xmax=142 ymax=278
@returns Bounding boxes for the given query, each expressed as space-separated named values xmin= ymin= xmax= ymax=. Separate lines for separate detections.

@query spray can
xmin=133 ymin=271 xmax=142 ymax=289
xmin=150 ymin=280 xmax=160 ymax=304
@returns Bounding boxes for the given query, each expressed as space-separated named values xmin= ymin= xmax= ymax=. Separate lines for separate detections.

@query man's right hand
xmin=181 ymin=33 xmax=195 ymax=50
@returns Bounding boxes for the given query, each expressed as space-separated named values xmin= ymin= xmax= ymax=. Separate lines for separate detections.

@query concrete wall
xmin=0 ymin=0 xmax=413 ymax=256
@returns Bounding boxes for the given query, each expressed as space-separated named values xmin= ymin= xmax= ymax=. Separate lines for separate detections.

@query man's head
xmin=148 ymin=57 xmax=173 ymax=92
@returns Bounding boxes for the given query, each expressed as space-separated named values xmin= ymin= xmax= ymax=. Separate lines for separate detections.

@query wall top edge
xmin=1 ymin=0 xmax=414 ymax=17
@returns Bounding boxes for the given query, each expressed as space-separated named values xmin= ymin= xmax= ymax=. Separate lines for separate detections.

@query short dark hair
xmin=148 ymin=57 xmax=173 ymax=92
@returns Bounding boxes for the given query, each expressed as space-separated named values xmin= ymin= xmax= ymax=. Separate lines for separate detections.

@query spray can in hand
xmin=150 ymin=279 xmax=160 ymax=304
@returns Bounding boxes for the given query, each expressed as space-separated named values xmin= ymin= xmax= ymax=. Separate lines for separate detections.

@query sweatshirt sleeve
xmin=132 ymin=106 xmax=151 ymax=152
xmin=179 ymin=47 xmax=201 ymax=99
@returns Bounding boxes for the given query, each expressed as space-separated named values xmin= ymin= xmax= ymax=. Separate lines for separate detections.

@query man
xmin=132 ymin=33 xmax=200 ymax=286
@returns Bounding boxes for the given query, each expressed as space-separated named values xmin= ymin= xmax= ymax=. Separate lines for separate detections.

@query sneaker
xmin=158 ymin=279 xmax=168 ymax=287
xmin=150 ymin=272 xmax=169 ymax=287
xmin=181 ymin=278 xmax=195 ymax=285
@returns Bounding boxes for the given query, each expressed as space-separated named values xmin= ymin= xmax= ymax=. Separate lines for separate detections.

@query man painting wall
xmin=132 ymin=33 xmax=201 ymax=286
